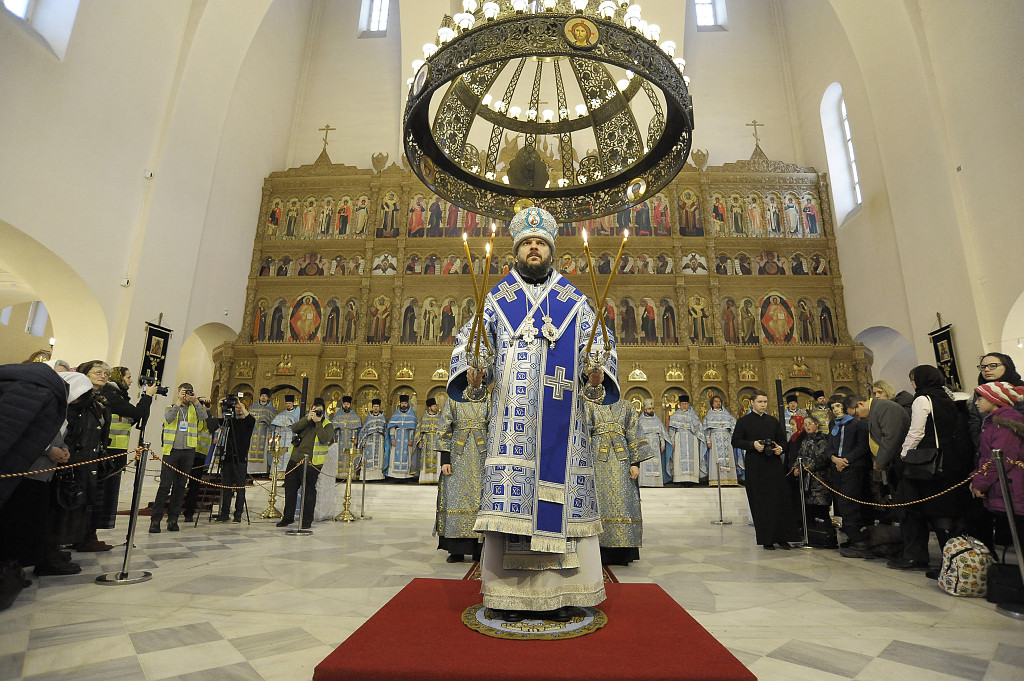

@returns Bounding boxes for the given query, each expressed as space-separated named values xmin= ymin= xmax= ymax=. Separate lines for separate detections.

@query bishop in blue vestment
xmin=447 ymin=206 xmax=618 ymax=619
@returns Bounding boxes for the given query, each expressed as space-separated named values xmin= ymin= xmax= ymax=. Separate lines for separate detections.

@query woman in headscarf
xmin=887 ymin=365 xmax=973 ymax=571
xmin=95 ymin=367 xmax=156 ymax=541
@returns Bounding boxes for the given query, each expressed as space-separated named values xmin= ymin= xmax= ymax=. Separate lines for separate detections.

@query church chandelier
xmin=402 ymin=0 xmax=694 ymax=222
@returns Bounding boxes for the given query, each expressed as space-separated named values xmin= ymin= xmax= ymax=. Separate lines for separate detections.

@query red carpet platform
xmin=314 ymin=578 xmax=755 ymax=681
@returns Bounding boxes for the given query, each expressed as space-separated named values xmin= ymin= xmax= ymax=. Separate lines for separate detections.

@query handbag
xmin=53 ymin=467 xmax=85 ymax=510
xmin=902 ymin=396 xmax=944 ymax=481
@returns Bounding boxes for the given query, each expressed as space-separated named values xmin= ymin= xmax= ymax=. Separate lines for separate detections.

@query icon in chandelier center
xmin=564 ymin=17 xmax=600 ymax=50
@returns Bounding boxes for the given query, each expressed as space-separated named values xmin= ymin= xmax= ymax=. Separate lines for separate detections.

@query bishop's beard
xmin=515 ymin=255 xmax=554 ymax=282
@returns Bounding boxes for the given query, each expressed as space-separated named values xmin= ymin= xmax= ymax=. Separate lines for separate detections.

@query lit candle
xmin=586 ymin=229 xmax=628 ymax=355
xmin=580 ymin=229 xmax=609 ymax=349
xmin=475 ymin=241 xmax=493 ymax=355
xmin=463 ymin=233 xmax=484 ymax=355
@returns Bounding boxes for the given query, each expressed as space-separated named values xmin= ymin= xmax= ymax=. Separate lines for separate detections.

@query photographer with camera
xmin=206 ymin=395 xmax=255 ymax=523
xmin=151 ymin=383 xmax=207 ymax=533
xmin=276 ymin=397 xmax=333 ymax=529
xmin=732 ymin=390 xmax=797 ymax=550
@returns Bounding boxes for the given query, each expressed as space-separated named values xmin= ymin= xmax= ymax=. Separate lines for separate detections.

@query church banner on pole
xmin=928 ymin=323 xmax=961 ymax=391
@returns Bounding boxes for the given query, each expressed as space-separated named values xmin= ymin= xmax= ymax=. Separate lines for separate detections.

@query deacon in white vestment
xmin=703 ymin=395 xmax=739 ymax=486
xmin=666 ymin=393 xmax=707 ymax=484
xmin=448 ymin=206 xmax=618 ymax=620
xmin=637 ymin=399 xmax=670 ymax=487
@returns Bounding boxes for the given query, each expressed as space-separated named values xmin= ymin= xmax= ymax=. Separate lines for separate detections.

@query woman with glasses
xmin=968 ymin=353 xmax=1023 ymax=448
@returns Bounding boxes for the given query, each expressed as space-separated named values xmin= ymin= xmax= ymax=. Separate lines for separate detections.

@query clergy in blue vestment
xmin=702 ymin=395 xmax=739 ymax=486
xmin=330 ymin=395 xmax=363 ymax=453
xmin=270 ymin=395 xmax=299 ymax=474
xmin=667 ymin=393 xmax=707 ymax=485
xmin=637 ymin=399 xmax=670 ymax=487
xmin=247 ymin=388 xmax=277 ymax=474
xmin=448 ymin=205 xmax=618 ymax=622
xmin=413 ymin=398 xmax=443 ymax=484
xmin=385 ymin=395 xmax=418 ymax=481
xmin=356 ymin=399 xmax=388 ymax=480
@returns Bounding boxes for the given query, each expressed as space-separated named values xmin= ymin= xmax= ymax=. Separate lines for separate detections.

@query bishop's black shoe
xmin=276 ymin=519 xmax=293 ymax=527
xmin=485 ymin=609 xmax=525 ymax=622
xmin=446 ymin=554 xmax=464 ymax=563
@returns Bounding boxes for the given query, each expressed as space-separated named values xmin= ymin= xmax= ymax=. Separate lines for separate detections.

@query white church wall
xmin=287 ymin=0 xmax=404 ymax=169
xmin=0 ymin=1 xmax=195 ymax=361
xmin=682 ymin=0 xmax=799 ymax=166
xmin=185 ymin=0 xmax=313 ymax=354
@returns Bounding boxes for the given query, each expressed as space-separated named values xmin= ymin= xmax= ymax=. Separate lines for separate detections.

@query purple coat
xmin=972 ymin=406 xmax=1024 ymax=516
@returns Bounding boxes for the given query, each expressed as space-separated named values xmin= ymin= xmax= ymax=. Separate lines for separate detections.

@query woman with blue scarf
xmin=827 ymin=394 xmax=872 ymax=558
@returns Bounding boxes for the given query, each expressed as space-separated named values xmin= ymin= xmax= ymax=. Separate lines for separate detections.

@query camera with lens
xmin=137 ymin=375 xmax=169 ymax=396
xmin=220 ymin=395 xmax=239 ymax=420
xmin=758 ymin=439 xmax=777 ymax=450
xmin=312 ymin=407 xmax=324 ymax=418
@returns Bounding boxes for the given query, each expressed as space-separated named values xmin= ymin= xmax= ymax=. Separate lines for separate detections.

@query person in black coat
xmin=824 ymin=395 xmax=872 ymax=558
xmin=0 ymin=362 xmax=69 ymax=506
xmin=732 ymin=390 xmax=796 ymax=550
xmin=96 ymin=368 xmax=156 ymax=533
xmin=206 ymin=398 xmax=255 ymax=522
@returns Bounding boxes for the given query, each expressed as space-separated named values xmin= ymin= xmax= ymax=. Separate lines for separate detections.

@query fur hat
xmin=425 ymin=397 xmax=436 ymax=408
xmin=342 ymin=395 xmax=352 ymax=403
xmin=312 ymin=397 xmax=325 ymax=408
xmin=284 ymin=395 xmax=295 ymax=403
xmin=813 ymin=390 xmax=825 ymax=399
xmin=371 ymin=398 xmax=381 ymax=406
xmin=975 ymin=382 xmax=1024 ymax=408
xmin=399 ymin=394 xmax=410 ymax=403
xmin=259 ymin=388 xmax=271 ymax=396
xmin=678 ymin=393 xmax=690 ymax=403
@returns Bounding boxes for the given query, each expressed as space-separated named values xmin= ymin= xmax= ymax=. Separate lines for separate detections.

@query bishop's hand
xmin=467 ymin=367 xmax=484 ymax=388
xmin=587 ymin=368 xmax=604 ymax=386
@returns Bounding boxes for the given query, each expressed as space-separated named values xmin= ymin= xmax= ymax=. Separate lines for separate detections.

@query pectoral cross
xmin=543 ymin=366 xmax=573 ymax=401
xmin=319 ymin=123 xmax=336 ymax=151
xmin=746 ymin=120 xmax=763 ymax=146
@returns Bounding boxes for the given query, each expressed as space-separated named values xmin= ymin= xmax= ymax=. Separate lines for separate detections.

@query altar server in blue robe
xmin=448 ymin=205 xmax=618 ymax=623
xmin=356 ymin=398 xmax=388 ymax=481
xmin=385 ymin=395 xmax=418 ymax=481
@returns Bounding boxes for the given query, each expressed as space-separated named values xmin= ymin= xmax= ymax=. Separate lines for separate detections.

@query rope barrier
xmin=148 ymin=453 xmax=305 ymax=490
xmin=0 ymin=448 xmax=144 ymax=479
xmin=801 ymin=458 xmax=1024 ymax=508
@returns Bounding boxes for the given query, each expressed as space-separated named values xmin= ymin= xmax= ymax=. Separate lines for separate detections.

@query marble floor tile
xmin=0 ymin=652 xmax=24 ymax=681
xmin=878 ymin=640 xmax=989 ymax=681
xmin=767 ymin=640 xmax=873 ymax=678
xmin=27 ymin=618 xmax=125 ymax=649
xmin=165 ymin=661 xmax=266 ymax=681
xmin=130 ymin=621 xmax=224 ymax=654
xmin=162 ymin=575 xmax=274 ymax=597
xmin=228 ymin=627 xmax=322 ymax=660
xmin=22 ymin=655 xmax=144 ymax=681
xmin=139 ymin=639 xmax=248 ymax=680
xmin=993 ymin=642 xmax=1024 ymax=668
xmin=821 ymin=588 xmax=943 ymax=612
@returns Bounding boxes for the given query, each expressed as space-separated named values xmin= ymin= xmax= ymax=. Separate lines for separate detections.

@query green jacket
xmin=289 ymin=416 xmax=334 ymax=464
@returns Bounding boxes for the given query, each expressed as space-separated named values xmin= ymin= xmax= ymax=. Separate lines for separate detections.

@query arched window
xmin=359 ymin=0 xmax=390 ymax=36
xmin=820 ymin=82 xmax=862 ymax=225
xmin=694 ymin=0 xmax=727 ymax=30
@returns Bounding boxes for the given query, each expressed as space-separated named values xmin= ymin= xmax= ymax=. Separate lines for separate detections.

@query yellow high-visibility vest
xmin=109 ymin=414 xmax=133 ymax=451
xmin=161 ymin=406 xmax=200 ymax=455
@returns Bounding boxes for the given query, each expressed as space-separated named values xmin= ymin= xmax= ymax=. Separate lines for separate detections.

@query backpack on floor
xmin=937 ymin=536 xmax=992 ymax=597
xmin=0 ymin=560 xmax=31 ymax=611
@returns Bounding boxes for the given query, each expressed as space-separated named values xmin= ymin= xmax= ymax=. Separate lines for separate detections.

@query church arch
xmin=999 ymin=287 xmax=1024 ymax=367
xmin=0 ymin=218 xmax=109 ymax=361
xmin=854 ymin=325 xmax=916 ymax=391
xmin=623 ymin=387 xmax=652 ymax=414
xmin=175 ymin=322 xmax=236 ymax=396
xmin=389 ymin=385 xmax=417 ymax=413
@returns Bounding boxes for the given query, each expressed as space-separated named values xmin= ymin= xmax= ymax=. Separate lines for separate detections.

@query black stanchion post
xmin=96 ymin=444 xmax=153 ymax=585
xmin=711 ymin=456 xmax=732 ymax=526
xmin=992 ymin=448 xmax=1024 ymax=619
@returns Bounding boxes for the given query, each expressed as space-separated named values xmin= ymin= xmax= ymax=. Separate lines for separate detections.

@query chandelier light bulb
xmin=635 ymin=19 xmax=648 ymax=35
xmin=423 ymin=42 xmax=437 ymax=58
xmin=407 ymin=77 xmax=414 ymax=86
xmin=1018 ymin=338 xmax=1023 ymax=349
xmin=625 ymin=4 xmax=641 ymax=18
xmin=575 ymin=103 xmax=588 ymax=117
xmin=673 ymin=57 xmax=685 ymax=72
xmin=626 ymin=69 xmax=634 ymax=79
xmin=599 ymin=1 xmax=616 ymax=19
xmin=645 ymin=23 xmax=660 ymax=41
xmin=482 ymin=2 xmax=500 ymax=19
xmin=495 ymin=99 xmax=507 ymax=112
xmin=542 ymin=108 xmax=554 ymax=122
xmin=526 ymin=108 xmax=537 ymax=120
xmin=508 ymin=105 xmax=522 ymax=118
xmin=412 ymin=59 xmax=425 ymax=72
xmin=437 ymin=26 xmax=456 ymax=43
xmin=482 ymin=93 xmax=493 ymax=106
xmin=462 ymin=0 xmax=478 ymax=12
xmin=571 ymin=0 xmax=588 ymax=11
xmin=543 ymin=0 xmax=558 ymax=10
xmin=624 ymin=14 xmax=640 ymax=29
xmin=511 ymin=0 xmax=528 ymax=12
xmin=454 ymin=12 xmax=475 ymax=30
xmin=616 ymin=78 xmax=629 ymax=91
xmin=683 ymin=75 xmax=690 ymax=85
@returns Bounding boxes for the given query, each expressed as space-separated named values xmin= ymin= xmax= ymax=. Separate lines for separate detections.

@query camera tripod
xmin=195 ymin=416 xmax=250 ymax=526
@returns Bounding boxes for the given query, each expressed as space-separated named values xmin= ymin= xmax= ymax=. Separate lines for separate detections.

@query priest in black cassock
xmin=732 ymin=390 xmax=798 ymax=550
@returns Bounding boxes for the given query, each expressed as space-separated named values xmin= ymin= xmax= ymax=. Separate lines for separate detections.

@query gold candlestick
xmin=476 ymin=226 xmax=496 ymax=351
xmin=333 ymin=440 xmax=358 ymax=522
xmin=586 ymin=230 xmax=628 ymax=355
xmin=259 ymin=443 xmax=283 ymax=519
xmin=581 ymin=229 xmax=609 ymax=348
